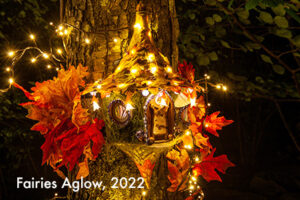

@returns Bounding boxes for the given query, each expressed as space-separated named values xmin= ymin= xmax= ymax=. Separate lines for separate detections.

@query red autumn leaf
xmin=178 ymin=61 xmax=195 ymax=83
xmin=205 ymin=111 xmax=233 ymax=137
xmin=192 ymin=148 xmax=234 ymax=182
xmin=55 ymin=118 xmax=105 ymax=171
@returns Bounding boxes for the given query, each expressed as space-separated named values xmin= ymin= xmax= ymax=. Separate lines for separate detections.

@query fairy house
xmin=85 ymin=3 xmax=193 ymax=145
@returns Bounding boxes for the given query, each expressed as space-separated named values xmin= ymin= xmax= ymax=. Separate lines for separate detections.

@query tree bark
xmin=62 ymin=0 xmax=179 ymax=199
xmin=63 ymin=0 xmax=179 ymax=81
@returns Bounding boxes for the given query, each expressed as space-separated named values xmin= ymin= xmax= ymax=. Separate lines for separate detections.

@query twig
xmin=220 ymin=4 xmax=300 ymax=95
xmin=274 ymin=100 xmax=300 ymax=152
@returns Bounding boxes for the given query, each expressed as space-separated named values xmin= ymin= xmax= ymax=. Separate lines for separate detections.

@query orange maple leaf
xmin=166 ymin=149 xmax=190 ymax=192
xmin=192 ymin=148 xmax=235 ymax=182
xmin=135 ymin=159 xmax=155 ymax=188
xmin=205 ymin=111 xmax=233 ymax=137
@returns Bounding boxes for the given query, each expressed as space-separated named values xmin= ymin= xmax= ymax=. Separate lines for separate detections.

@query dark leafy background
xmin=0 ymin=0 xmax=300 ymax=199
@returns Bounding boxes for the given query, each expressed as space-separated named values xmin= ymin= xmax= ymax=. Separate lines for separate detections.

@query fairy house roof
xmin=86 ymin=3 xmax=193 ymax=95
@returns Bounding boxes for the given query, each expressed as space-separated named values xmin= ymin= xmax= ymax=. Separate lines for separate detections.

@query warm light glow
xmin=57 ymin=49 xmax=62 ymax=54
xmin=54 ymin=193 xmax=58 ymax=197
xmin=147 ymin=53 xmax=155 ymax=62
xmin=31 ymin=58 xmax=37 ymax=63
xmin=126 ymin=103 xmax=134 ymax=111
xmin=58 ymin=31 xmax=64 ymax=36
xmin=184 ymin=145 xmax=192 ymax=150
xmin=166 ymin=66 xmax=172 ymax=73
xmin=115 ymin=66 xmax=121 ymax=73
xmin=216 ymin=84 xmax=221 ymax=89
xmin=207 ymin=75 xmax=210 ymax=79
xmin=173 ymin=81 xmax=179 ymax=86
xmin=56 ymin=67 xmax=59 ymax=71
xmin=85 ymin=38 xmax=90 ymax=44
xmin=49 ymin=22 xmax=54 ymax=26
xmin=8 ymin=77 xmax=14 ymax=84
xmin=207 ymin=103 xmax=211 ymax=107
xmin=47 ymin=65 xmax=51 ymax=69
xmin=142 ymin=191 xmax=147 ymax=196
xmin=189 ymin=185 xmax=195 ymax=190
xmin=42 ymin=53 xmax=49 ymax=59
xmin=93 ymin=101 xmax=100 ymax=111
xmin=29 ymin=34 xmax=35 ymax=40
xmin=8 ymin=51 xmax=15 ymax=57
xmin=142 ymin=90 xmax=149 ymax=96
xmin=148 ymin=31 xmax=151 ymax=37
xmin=222 ymin=85 xmax=227 ymax=91
xmin=185 ymin=130 xmax=191 ymax=136
xmin=146 ymin=81 xmax=152 ymax=85
xmin=191 ymin=176 xmax=197 ymax=181
xmin=134 ymin=23 xmax=142 ymax=30
xmin=58 ymin=25 xmax=63 ymax=31
xmin=188 ymin=88 xmax=194 ymax=93
xmin=130 ymin=68 xmax=138 ymax=75
xmin=113 ymin=38 xmax=118 ymax=43
xmin=118 ymin=83 xmax=127 ymax=89
xmin=205 ymin=124 xmax=209 ymax=128
xmin=64 ymin=29 xmax=68 ymax=35
xmin=131 ymin=49 xmax=136 ymax=55
xmin=97 ymin=85 xmax=102 ymax=89
xmin=6 ymin=67 xmax=11 ymax=72
xmin=195 ymin=157 xmax=200 ymax=162
xmin=190 ymin=98 xmax=196 ymax=107
xmin=150 ymin=66 xmax=157 ymax=74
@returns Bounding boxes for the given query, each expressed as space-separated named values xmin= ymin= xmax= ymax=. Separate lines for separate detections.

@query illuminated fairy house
xmin=85 ymin=3 xmax=193 ymax=145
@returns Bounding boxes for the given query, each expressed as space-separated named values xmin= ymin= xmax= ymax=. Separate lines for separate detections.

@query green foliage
xmin=177 ymin=0 xmax=300 ymax=101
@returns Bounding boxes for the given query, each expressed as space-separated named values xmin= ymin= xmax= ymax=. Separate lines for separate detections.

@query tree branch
xmin=220 ymin=4 xmax=300 ymax=95
xmin=274 ymin=100 xmax=300 ymax=152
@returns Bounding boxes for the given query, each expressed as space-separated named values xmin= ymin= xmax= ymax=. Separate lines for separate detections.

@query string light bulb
xmin=131 ymin=49 xmax=136 ymax=55
xmin=195 ymin=157 xmax=200 ymax=162
xmin=150 ymin=66 xmax=157 ymax=74
xmin=47 ymin=65 xmax=51 ymax=69
xmin=117 ymin=83 xmax=126 ymax=89
xmin=126 ymin=103 xmax=134 ymax=111
xmin=97 ymin=85 xmax=102 ymax=89
xmin=190 ymin=98 xmax=196 ymax=107
xmin=8 ymin=51 xmax=15 ymax=57
xmin=142 ymin=190 xmax=147 ymax=196
xmin=6 ymin=67 xmax=11 ymax=72
xmin=147 ymin=53 xmax=155 ymax=62
xmin=222 ymin=85 xmax=227 ymax=91
xmin=216 ymin=84 xmax=221 ymax=89
xmin=93 ymin=101 xmax=100 ymax=111
xmin=166 ymin=66 xmax=172 ymax=73
xmin=85 ymin=38 xmax=90 ymax=44
xmin=42 ymin=53 xmax=49 ymax=59
xmin=29 ymin=34 xmax=35 ymax=40
xmin=185 ymin=130 xmax=191 ymax=136
xmin=130 ymin=68 xmax=138 ymax=75
xmin=58 ymin=25 xmax=63 ymax=31
xmin=31 ymin=58 xmax=37 ymax=63
xmin=57 ymin=49 xmax=62 ymax=54
xmin=142 ymin=90 xmax=149 ymax=96
xmin=113 ymin=38 xmax=118 ymax=43
xmin=134 ymin=23 xmax=142 ymax=30
xmin=56 ymin=67 xmax=59 ymax=71
xmin=9 ymin=77 xmax=14 ymax=84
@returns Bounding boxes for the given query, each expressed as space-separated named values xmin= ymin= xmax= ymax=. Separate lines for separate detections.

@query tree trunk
xmin=63 ymin=0 xmax=179 ymax=81
xmin=62 ymin=0 xmax=179 ymax=199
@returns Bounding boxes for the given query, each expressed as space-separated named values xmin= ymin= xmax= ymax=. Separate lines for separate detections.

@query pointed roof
xmin=86 ymin=3 xmax=193 ymax=95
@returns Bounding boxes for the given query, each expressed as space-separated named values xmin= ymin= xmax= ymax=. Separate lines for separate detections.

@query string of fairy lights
xmin=3 ymin=17 xmax=228 ymax=199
